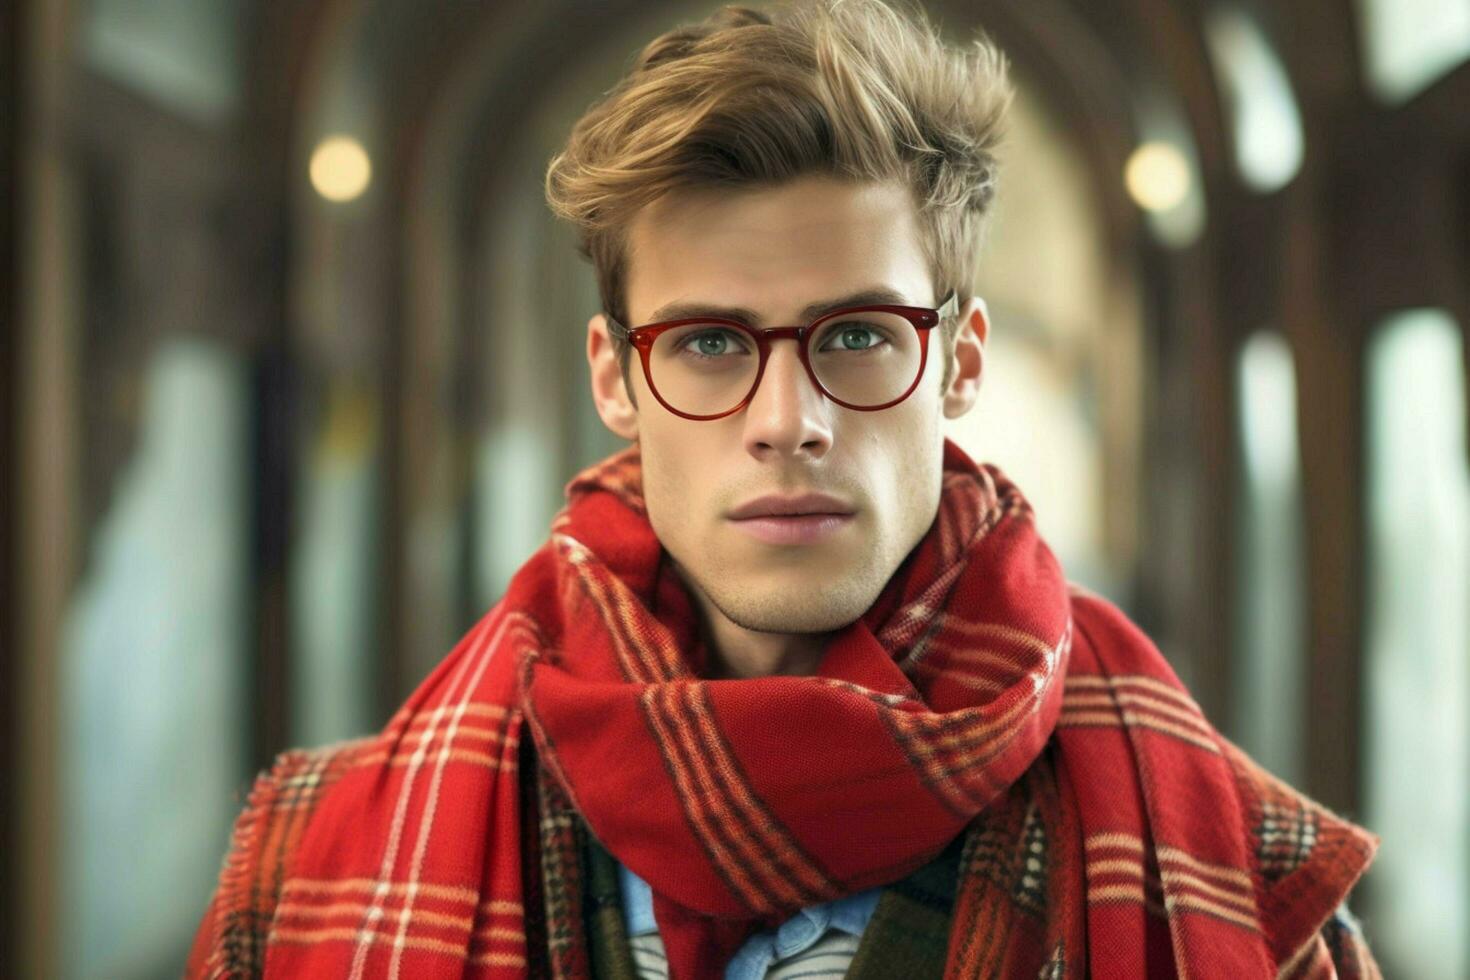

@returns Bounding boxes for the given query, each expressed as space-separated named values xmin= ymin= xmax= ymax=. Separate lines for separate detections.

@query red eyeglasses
xmin=605 ymin=292 xmax=957 ymax=420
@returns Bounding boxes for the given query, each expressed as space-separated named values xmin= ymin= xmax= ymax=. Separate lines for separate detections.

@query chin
xmin=703 ymin=577 xmax=881 ymax=635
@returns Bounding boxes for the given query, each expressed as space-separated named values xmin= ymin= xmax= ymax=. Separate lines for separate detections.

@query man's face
xmin=588 ymin=175 xmax=985 ymax=635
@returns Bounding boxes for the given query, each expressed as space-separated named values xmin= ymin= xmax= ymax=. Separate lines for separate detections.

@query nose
xmin=741 ymin=335 xmax=833 ymax=461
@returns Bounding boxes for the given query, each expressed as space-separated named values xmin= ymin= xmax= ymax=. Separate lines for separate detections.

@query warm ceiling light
xmin=1125 ymin=142 xmax=1191 ymax=212
xmin=309 ymin=136 xmax=372 ymax=203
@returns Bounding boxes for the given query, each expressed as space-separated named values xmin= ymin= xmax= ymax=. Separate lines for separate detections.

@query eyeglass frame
xmin=604 ymin=291 xmax=959 ymax=421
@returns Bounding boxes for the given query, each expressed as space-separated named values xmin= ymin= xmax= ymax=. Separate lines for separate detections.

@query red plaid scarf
xmin=193 ymin=441 xmax=1377 ymax=978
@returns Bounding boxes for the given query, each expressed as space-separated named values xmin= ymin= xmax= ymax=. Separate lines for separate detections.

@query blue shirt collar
xmin=616 ymin=860 xmax=882 ymax=956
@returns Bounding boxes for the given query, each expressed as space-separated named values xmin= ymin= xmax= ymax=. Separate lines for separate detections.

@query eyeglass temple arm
xmin=604 ymin=314 xmax=630 ymax=342
xmin=937 ymin=291 xmax=959 ymax=321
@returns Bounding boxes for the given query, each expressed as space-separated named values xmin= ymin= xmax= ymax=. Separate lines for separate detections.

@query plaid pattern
xmin=1013 ymin=800 xmax=1049 ymax=914
xmin=536 ymin=763 xmax=590 ymax=977
xmin=188 ymin=441 xmax=1380 ymax=978
xmin=1058 ymin=672 xmax=1221 ymax=754
xmin=636 ymin=681 xmax=840 ymax=914
xmin=187 ymin=738 xmax=378 ymax=977
xmin=1255 ymin=792 xmax=1323 ymax=885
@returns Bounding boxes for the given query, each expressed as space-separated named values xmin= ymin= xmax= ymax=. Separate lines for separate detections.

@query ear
xmin=942 ymin=296 xmax=988 ymax=420
xmin=587 ymin=313 xmax=640 ymax=440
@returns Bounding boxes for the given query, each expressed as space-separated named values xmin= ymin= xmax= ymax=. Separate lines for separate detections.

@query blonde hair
xmin=545 ymin=0 xmax=1012 ymax=365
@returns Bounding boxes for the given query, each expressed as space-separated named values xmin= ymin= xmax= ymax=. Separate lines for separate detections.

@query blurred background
xmin=2 ymin=0 xmax=1468 ymax=976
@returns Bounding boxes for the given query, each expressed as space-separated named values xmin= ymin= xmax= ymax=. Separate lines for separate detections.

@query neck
xmin=701 ymin=612 xmax=828 ymax=679
xmin=679 ymin=578 xmax=829 ymax=679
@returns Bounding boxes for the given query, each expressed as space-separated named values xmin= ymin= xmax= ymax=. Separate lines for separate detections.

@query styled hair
xmin=545 ymin=0 xmax=1013 ymax=374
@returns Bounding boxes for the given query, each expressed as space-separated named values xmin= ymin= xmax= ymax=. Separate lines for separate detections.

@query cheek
xmin=885 ymin=392 xmax=944 ymax=460
xmin=639 ymin=429 xmax=676 ymax=515
xmin=866 ymin=404 xmax=944 ymax=532
xmin=637 ymin=417 xmax=710 ymax=540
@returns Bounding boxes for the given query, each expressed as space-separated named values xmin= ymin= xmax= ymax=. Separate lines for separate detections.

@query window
xmin=83 ymin=0 xmax=242 ymax=124
xmin=1355 ymin=0 xmax=1470 ymax=104
xmin=61 ymin=339 xmax=250 ymax=977
xmin=1233 ymin=331 xmax=1305 ymax=784
xmin=1204 ymin=7 xmax=1305 ymax=192
xmin=291 ymin=383 xmax=381 ymax=746
xmin=1364 ymin=309 xmax=1470 ymax=978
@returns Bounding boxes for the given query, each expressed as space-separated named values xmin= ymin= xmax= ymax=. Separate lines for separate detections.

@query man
xmin=188 ymin=2 xmax=1380 ymax=977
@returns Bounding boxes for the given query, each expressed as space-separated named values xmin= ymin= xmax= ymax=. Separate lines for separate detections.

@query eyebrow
xmin=645 ymin=287 xmax=914 ymax=326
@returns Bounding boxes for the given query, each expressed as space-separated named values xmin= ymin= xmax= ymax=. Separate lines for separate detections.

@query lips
xmin=726 ymin=493 xmax=856 ymax=546
xmin=726 ymin=492 xmax=855 ymax=521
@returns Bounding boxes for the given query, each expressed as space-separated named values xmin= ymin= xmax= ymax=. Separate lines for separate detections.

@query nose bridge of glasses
xmin=756 ymin=323 xmax=808 ymax=346
xmin=750 ymin=324 xmax=823 ymax=400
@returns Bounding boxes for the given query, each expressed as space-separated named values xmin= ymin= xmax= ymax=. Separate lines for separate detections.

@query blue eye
xmin=818 ymin=323 xmax=888 ymax=352
xmin=679 ymin=329 xmax=749 ymax=357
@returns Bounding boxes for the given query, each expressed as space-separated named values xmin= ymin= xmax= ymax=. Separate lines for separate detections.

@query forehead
xmin=623 ymin=176 xmax=933 ymax=324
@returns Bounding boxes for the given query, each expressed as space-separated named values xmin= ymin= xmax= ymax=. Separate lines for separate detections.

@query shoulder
xmin=187 ymin=736 xmax=378 ymax=978
xmin=1065 ymin=584 xmax=1165 ymax=670
xmin=1217 ymin=734 xmax=1380 ymax=967
xmin=1063 ymin=584 xmax=1380 ymax=968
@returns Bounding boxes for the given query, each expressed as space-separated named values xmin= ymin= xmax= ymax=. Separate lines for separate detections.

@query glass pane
xmin=61 ymin=338 xmax=250 ymax=979
xmin=475 ymin=423 xmax=559 ymax=608
xmin=1233 ymin=331 xmax=1305 ymax=784
xmin=82 ymin=0 xmax=242 ymax=124
xmin=1365 ymin=309 xmax=1470 ymax=978
xmin=290 ymin=383 xmax=381 ymax=746
xmin=1204 ymin=7 xmax=1305 ymax=192
xmin=1355 ymin=0 xmax=1470 ymax=104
